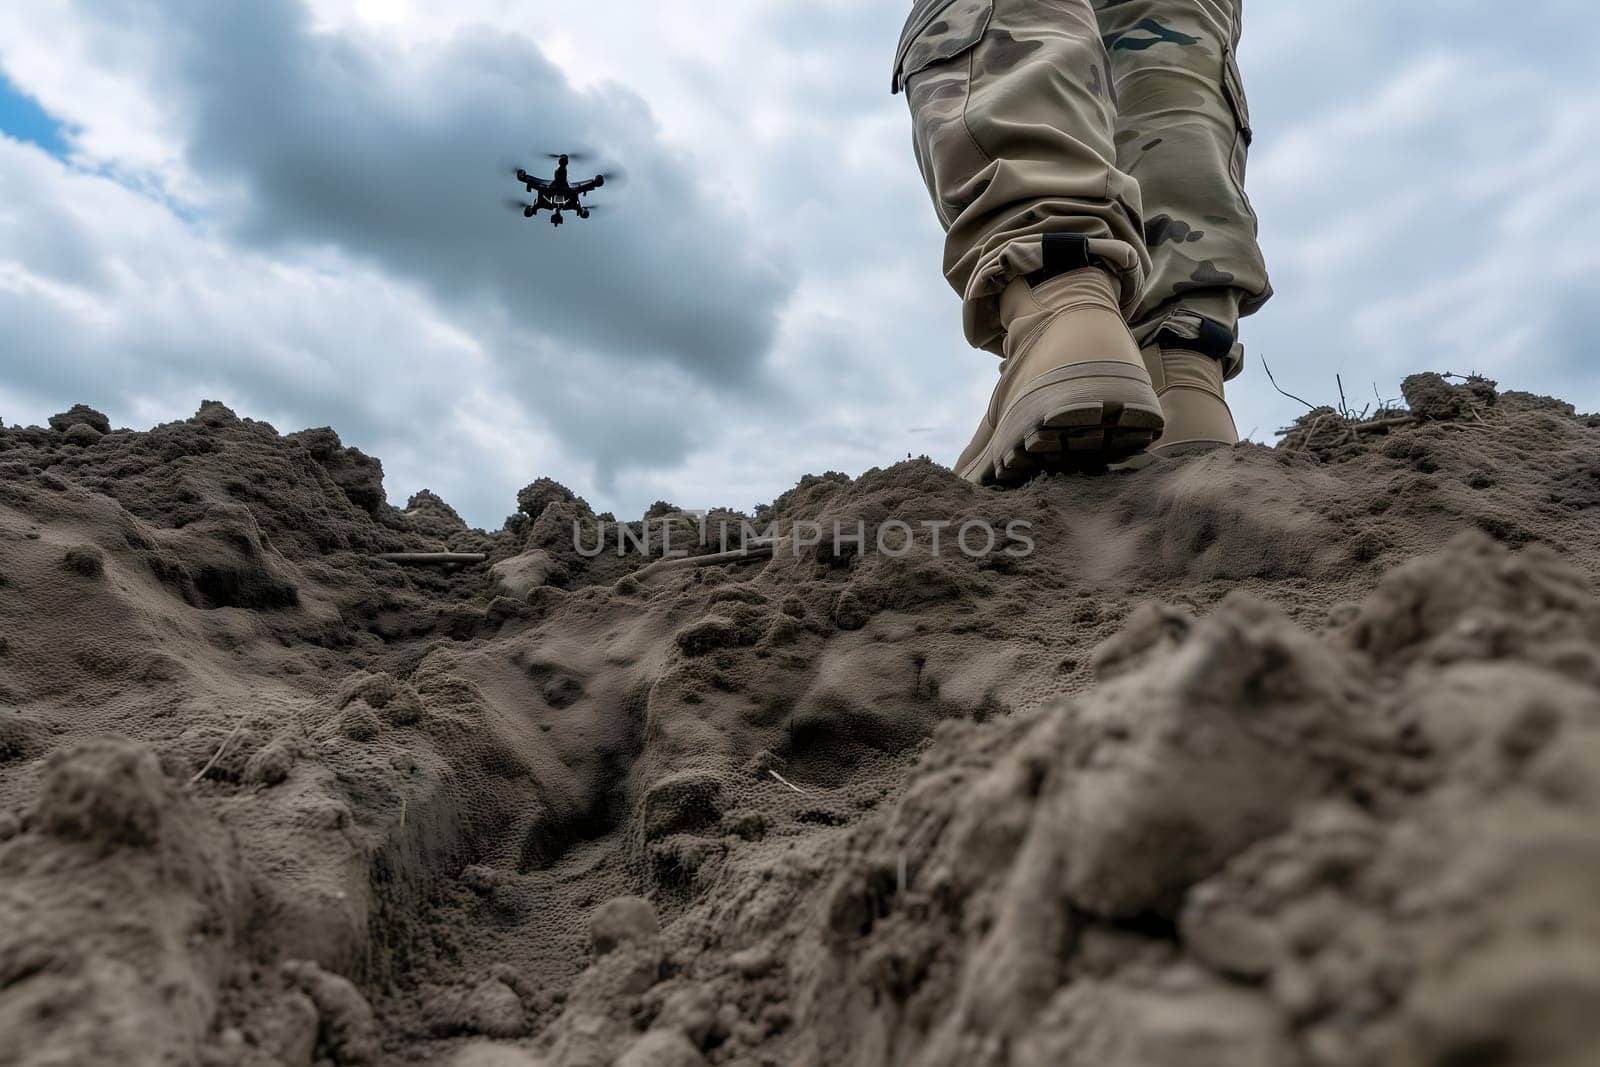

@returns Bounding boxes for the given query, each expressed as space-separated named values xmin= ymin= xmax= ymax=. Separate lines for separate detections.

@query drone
xmin=507 ymin=152 xmax=616 ymax=227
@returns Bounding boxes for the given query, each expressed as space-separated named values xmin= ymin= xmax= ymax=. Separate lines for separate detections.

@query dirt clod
xmin=49 ymin=404 xmax=111 ymax=434
xmin=459 ymin=978 xmax=526 ymax=1038
xmin=62 ymin=544 xmax=106 ymax=577
xmin=616 ymin=1029 xmax=707 ymax=1067
xmin=590 ymin=896 xmax=660 ymax=957
xmin=31 ymin=737 xmax=170 ymax=848
xmin=285 ymin=960 xmax=380 ymax=1065
xmin=63 ymin=422 xmax=104 ymax=446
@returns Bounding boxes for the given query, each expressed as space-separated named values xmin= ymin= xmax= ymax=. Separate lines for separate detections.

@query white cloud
xmin=1234 ymin=13 xmax=1600 ymax=431
xmin=2 ymin=0 xmax=1597 ymax=527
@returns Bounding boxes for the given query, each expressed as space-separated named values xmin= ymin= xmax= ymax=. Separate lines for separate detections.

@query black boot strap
xmin=1152 ymin=313 xmax=1235 ymax=362
xmin=1023 ymin=233 xmax=1105 ymax=288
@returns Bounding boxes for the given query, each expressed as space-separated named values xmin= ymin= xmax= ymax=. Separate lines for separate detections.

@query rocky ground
xmin=2 ymin=375 xmax=1598 ymax=1066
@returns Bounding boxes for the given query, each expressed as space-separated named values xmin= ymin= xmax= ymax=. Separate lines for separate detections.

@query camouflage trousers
xmin=893 ymin=0 xmax=1271 ymax=377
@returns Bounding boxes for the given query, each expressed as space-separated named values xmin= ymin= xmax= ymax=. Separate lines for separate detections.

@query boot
xmin=1141 ymin=314 xmax=1240 ymax=458
xmin=955 ymin=267 xmax=1163 ymax=485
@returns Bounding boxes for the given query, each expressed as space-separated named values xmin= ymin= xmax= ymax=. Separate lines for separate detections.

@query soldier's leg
xmin=893 ymin=0 xmax=1150 ymax=354
xmin=1093 ymin=0 xmax=1270 ymax=362
xmin=1088 ymin=0 xmax=1270 ymax=456
xmin=895 ymin=0 xmax=1167 ymax=480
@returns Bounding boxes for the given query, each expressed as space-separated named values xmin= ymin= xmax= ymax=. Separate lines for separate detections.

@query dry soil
xmin=2 ymin=376 xmax=1599 ymax=1066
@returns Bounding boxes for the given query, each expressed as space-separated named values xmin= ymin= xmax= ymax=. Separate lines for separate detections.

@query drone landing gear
xmin=576 ymin=207 xmax=590 ymax=220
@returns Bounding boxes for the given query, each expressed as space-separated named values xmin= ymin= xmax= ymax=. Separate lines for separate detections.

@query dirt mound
xmin=782 ymin=536 xmax=1600 ymax=1066
xmin=2 ymin=382 xmax=1599 ymax=1065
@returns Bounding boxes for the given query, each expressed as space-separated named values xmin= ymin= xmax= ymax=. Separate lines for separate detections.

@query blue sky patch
xmin=0 ymin=70 xmax=69 ymax=157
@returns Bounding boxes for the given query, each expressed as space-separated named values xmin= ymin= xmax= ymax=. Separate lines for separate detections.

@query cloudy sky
xmin=2 ymin=0 xmax=1595 ymax=528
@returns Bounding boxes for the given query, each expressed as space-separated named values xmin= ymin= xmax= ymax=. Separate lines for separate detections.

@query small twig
xmin=376 ymin=552 xmax=487 ymax=566
xmin=1336 ymin=374 xmax=1350 ymax=419
xmin=1295 ymin=413 xmax=1332 ymax=452
xmin=634 ymin=543 xmax=774 ymax=583
xmin=767 ymin=768 xmax=808 ymax=796
xmin=399 ymin=794 xmax=407 ymax=831
xmin=191 ymin=720 xmax=247 ymax=784
xmin=1261 ymin=355 xmax=1316 ymax=411
xmin=1351 ymin=415 xmax=1419 ymax=433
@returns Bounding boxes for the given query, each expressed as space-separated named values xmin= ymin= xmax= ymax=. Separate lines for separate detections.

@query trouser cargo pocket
xmin=892 ymin=0 xmax=994 ymax=94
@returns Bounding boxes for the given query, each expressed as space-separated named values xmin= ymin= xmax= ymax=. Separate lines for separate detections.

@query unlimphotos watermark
xmin=573 ymin=515 xmax=1035 ymax=560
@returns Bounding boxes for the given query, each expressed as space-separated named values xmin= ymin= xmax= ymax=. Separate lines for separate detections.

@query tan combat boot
xmin=1140 ymin=312 xmax=1240 ymax=458
xmin=956 ymin=267 xmax=1164 ymax=485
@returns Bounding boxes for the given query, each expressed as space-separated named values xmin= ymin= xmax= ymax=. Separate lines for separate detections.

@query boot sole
xmin=959 ymin=362 xmax=1164 ymax=485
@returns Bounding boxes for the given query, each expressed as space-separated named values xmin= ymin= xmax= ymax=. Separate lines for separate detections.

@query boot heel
xmin=983 ymin=368 xmax=1164 ymax=481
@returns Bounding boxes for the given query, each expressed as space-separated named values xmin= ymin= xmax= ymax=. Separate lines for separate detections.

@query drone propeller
xmin=547 ymin=150 xmax=594 ymax=163
xmin=503 ymin=199 xmax=537 ymax=215
xmin=593 ymin=165 xmax=629 ymax=190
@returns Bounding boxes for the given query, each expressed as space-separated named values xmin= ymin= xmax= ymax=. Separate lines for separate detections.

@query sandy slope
xmin=1 ymin=377 xmax=1598 ymax=1066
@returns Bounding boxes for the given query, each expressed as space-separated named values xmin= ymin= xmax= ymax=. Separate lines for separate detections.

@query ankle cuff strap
xmin=1023 ymin=233 xmax=1108 ymax=289
xmin=1151 ymin=312 xmax=1235 ymax=362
